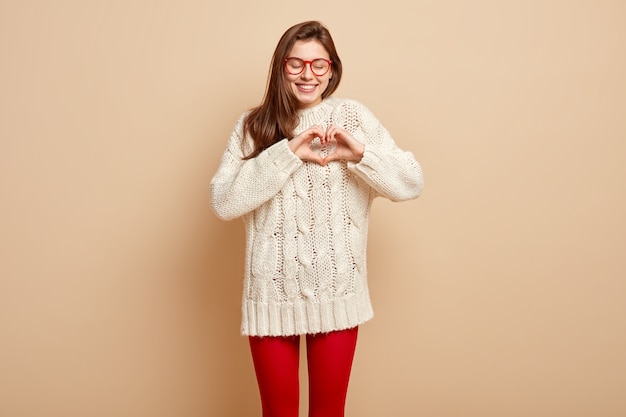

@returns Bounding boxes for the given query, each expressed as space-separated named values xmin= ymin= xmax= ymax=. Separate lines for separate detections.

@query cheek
xmin=283 ymin=76 xmax=297 ymax=91
xmin=285 ymin=75 xmax=300 ymax=90
xmin=322 ymin=77 xmax=332 ymax=92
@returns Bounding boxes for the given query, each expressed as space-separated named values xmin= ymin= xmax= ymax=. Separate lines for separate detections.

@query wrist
xmin=354 ymin=144 xmax=365 ymax=162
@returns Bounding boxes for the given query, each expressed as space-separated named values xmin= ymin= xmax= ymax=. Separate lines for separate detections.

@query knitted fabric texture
xmin=211 ymin=97 xmax=423 ymax=336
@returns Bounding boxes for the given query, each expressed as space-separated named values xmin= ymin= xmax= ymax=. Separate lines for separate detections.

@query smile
xmin=296 ymin=84 xmax=318 ymax=92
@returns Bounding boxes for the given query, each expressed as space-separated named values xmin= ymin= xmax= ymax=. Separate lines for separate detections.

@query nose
xmin=300 ymin=63 xmax=314 ymax=79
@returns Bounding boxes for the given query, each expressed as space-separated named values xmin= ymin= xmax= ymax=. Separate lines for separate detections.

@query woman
xmin=210 ymin=20 xmax=423 ymax=417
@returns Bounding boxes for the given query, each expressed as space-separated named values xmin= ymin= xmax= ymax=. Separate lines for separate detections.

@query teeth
xmin=298 ymin=85 xmax=316 ymax=91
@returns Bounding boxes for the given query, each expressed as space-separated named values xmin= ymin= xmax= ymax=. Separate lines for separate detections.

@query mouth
xmin=296 ymin=83 xmax=318 ymax=93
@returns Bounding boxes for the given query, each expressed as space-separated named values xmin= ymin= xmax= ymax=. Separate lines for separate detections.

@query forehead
xmin=288 ymin=39 xmax=329 ymax=59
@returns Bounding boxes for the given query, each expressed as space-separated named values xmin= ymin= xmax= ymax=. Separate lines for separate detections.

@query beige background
xmin=1 ymin=1 xmax=625 ymax=416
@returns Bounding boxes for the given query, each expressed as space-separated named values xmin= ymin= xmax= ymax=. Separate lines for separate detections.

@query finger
xmin=307 ymin=153 xmax=325 ymax=165
xmin=325 ymin=125 xmax=339 ymax=140
xmin=332 ymin=127 xmax=351 ymax=142
xmin=323 ymin=152 xmax=339 ymax=165
xmin=302 ymin=133 xmax=317 ymax=144
xmin=311 ymin=125 xmax=325 ymax=138
xmin=298 ymin=126 xmax=318 ymax=142
xmin=315 ymin=126 xmax=327 ymax=144
xmin=293 ymin=131 xmax=311 ymax=145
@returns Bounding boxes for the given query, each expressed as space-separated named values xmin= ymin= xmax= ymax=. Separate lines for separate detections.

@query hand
xmin=322 ymin=125 xmax=365 ymax=165
xmin=288 ymin=125 xmax=326 ymax=165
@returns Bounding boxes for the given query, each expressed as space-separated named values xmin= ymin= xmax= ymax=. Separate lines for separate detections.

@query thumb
xmin=322 ymin=152 xmax=340 ymax=165
xmin=309 ymin=153 xmax=325 ymax=165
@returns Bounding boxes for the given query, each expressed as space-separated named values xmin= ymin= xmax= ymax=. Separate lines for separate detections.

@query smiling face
xmin=285 ymin=40 xmax=333 ymax=109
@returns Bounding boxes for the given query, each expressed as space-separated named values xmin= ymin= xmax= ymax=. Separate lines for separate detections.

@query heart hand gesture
xmin=321 ymin=125 xmax=365 ymax=165
xmin=289 ymin=125 xmax=364 ymax=166
xmin=288 ymin=125 xmax=326 ymax=165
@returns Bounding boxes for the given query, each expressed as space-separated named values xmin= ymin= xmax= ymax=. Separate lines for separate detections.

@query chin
xmin=294 ymin=92 xmax=323 ymax=108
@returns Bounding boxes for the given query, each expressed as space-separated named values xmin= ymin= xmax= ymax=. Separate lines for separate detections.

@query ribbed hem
xmin=241 ymin=291 xmax=374 ymax=336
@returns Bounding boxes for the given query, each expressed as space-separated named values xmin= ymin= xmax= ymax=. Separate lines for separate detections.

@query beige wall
xmin=1 ymin=1 xmax=625 ymax=416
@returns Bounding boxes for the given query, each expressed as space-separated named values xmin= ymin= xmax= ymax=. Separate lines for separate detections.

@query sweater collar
xmin=297 ymin=97 xmax=338 ymax=125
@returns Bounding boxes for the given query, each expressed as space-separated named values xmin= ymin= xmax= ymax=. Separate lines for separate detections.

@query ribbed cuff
xmin=268 ymin=138 xmax=302 ymax=174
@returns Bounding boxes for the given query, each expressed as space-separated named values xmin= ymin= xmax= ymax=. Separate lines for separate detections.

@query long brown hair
xmin=242 ymin=21 xmax=343 ymax=159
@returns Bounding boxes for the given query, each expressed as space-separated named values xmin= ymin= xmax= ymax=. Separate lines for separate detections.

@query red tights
xmin=249 ymin=327 xmax=358 ymax=417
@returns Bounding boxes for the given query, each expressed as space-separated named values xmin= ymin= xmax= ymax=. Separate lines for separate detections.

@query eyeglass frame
xmin=283 ymin=57 xmax=333 ymax=76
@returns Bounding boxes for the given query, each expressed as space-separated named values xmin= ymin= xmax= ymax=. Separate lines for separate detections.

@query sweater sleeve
xmin=210 ymin=115 xmax=303 ymax=220
xmin=345 ymin=101 xmax=424 ymax=201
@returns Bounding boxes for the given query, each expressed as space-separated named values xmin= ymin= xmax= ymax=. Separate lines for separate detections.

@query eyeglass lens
xmin=285 ymin=58 xmax=330 ymax=76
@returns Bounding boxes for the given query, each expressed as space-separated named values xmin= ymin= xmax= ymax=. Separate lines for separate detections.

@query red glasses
xmin=284 ymin=57 xmax=332 ymax=76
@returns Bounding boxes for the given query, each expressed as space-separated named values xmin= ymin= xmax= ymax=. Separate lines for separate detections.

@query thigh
xmin=249 ymin=335 xmax=300 ymax=417
xmin=306 ymin=327 xmax=359 ymax=417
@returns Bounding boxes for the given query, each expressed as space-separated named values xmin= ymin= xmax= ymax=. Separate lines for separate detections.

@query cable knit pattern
xmin=210 ymin=97 xmax=424 ymax=336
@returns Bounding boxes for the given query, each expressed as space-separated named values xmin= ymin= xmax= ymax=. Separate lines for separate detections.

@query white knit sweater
xmin=210 ymin=97 xmax=423 ymax=336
